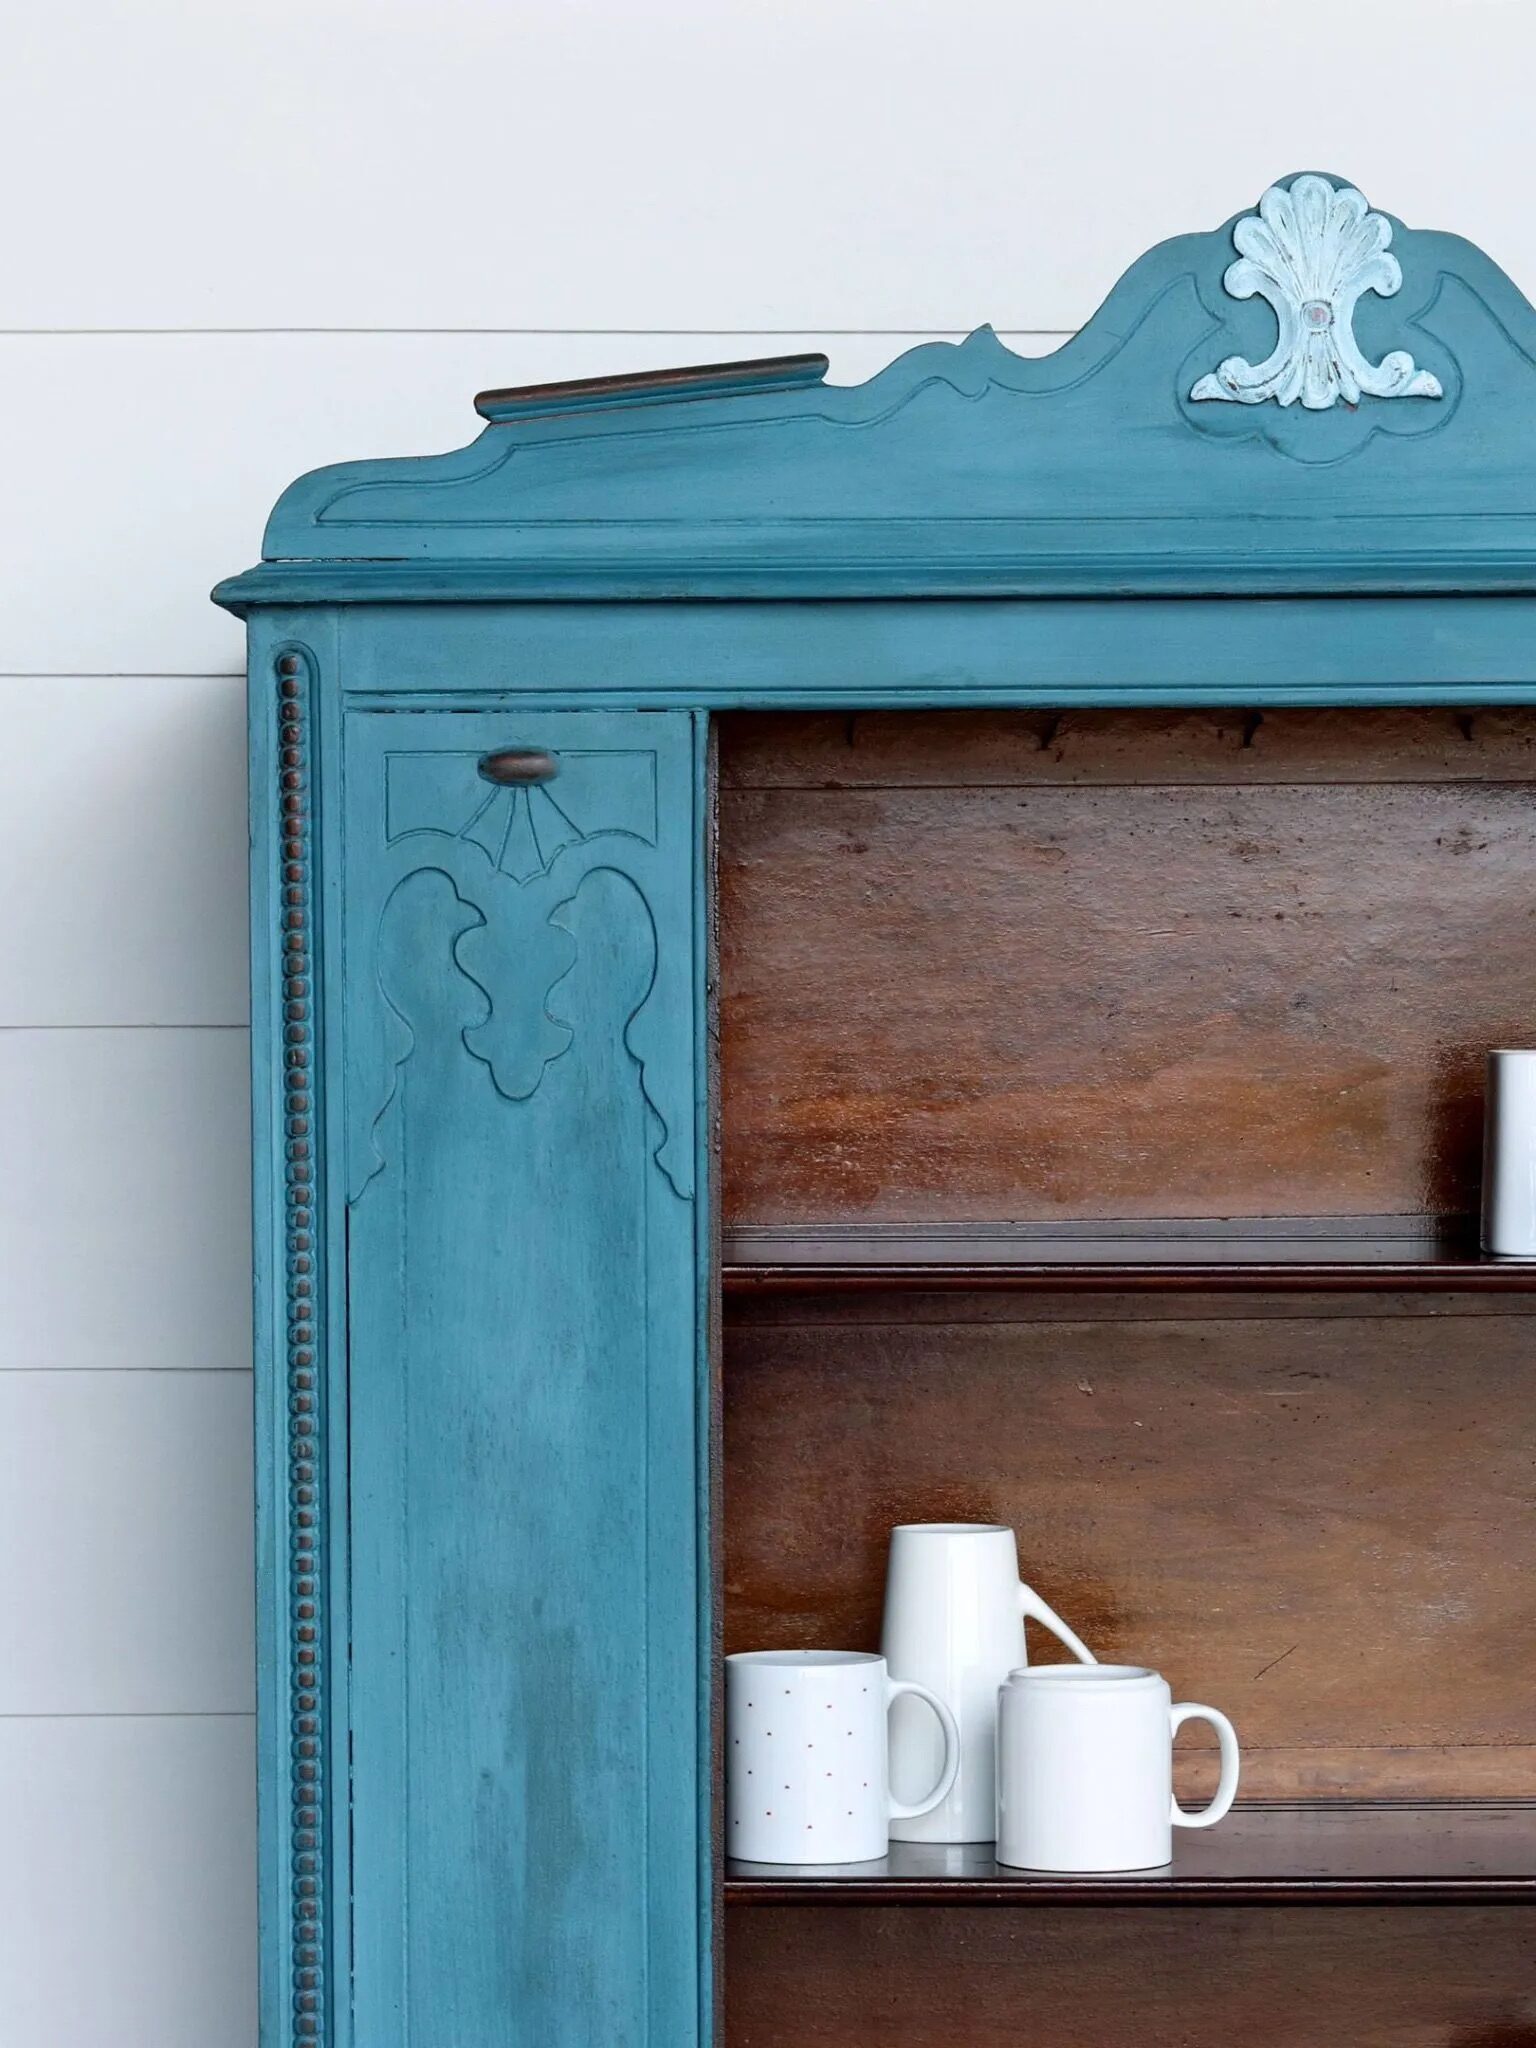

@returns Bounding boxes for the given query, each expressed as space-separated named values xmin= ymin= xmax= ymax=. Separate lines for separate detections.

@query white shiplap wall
xmin=6 ymin=4 xmax=1536 ymax=2039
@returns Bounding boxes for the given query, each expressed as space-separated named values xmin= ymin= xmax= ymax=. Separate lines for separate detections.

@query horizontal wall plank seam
xmin=0 ymin=675 xmax=240 ymax=682
xmin=0 ymin=1366 xmax=253 ymax=1376
xmin=0 ymin=673 xmax=246 ymax=681
xmin=0 ymin=327 xmax=1077 ymax=339
xmin=0 ymin=1027 xmax=248 ymax=1038
xmin=0 ymin=1709 xmax=256 ymax=1721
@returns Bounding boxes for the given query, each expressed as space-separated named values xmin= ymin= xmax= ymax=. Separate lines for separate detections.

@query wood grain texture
xmin=725 ymin=1906 xmax=1536 ymax=2047
xmin=727 ymin=1285 xmax=1533 ymax=1324
xmin=718 ymin=709 xmax=1536 ymax=1227
xmin=721 ymin=706 xmax=1536 ymax=788
xmin=723 ymin=1298 xmax=1536 ymax=1798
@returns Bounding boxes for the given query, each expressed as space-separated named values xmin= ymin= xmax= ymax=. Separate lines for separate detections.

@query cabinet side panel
xmin=342 ymin=709 xmax=706 ymax=2047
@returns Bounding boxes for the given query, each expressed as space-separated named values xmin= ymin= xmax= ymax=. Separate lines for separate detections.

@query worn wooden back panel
xmin=719 ymin=709 xmax=1536 ymax=1228
xmin=727 ymin=1906 xmax=1536 ymax=2048
xmin=724 ymin=1291 xmax=1536 ymax=1799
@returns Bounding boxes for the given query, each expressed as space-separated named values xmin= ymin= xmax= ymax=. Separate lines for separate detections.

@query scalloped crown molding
xmin=216 ymin=170 xmax=1536 ymax=607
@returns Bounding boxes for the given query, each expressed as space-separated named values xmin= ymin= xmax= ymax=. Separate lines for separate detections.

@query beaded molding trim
xmin=276 ymin=650 xmax=326 ymax=2043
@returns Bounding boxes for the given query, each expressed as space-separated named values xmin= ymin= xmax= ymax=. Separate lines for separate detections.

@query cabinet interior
xmin=720 ymin=705 xmax=1536 ymax=1238
xmin=726 ymin=1905 xmax=1534 ymax=2047
xmin=724 ymin=1289 xmax=1532 ymax=1803
xmin=716 ymin=707 xmax=1536 ymax=2039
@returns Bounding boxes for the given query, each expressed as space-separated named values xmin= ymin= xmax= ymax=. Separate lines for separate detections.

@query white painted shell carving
xmin=1190 ymin=176 xmax=1443 ymax=410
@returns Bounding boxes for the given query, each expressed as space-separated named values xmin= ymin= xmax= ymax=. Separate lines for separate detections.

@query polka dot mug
xmin=725 ymin=1650 xmax=959 ymax=1865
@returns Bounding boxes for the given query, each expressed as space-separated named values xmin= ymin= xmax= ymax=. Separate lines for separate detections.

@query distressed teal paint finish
xmin=245 ymin=671 xmax=708 ymax=2048
xmin=222 ymin=174 xmax=1536 ymax=2048
xmin=343 ymin=710 xmax=705 ymax=2048
xmin=330 ymin=595 xmax=1536 ymax=709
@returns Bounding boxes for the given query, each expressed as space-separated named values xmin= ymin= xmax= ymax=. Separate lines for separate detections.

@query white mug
xmin=725 ymin=1651 xmax=959 ymax=1865
xmin=996 ymin=1664 xmax=1240 ymax=1872
xmin=1482 ymin=1050 xmax=1536 ymax=1257
xmin=881 ymin=1523 xmax=1095 ymax=1842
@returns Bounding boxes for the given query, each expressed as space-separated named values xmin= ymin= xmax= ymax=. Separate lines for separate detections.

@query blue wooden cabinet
xmin=218 ymin=173 xmax=1536 ymax=2045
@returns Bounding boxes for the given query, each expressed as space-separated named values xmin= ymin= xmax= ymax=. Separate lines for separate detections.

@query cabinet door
xmin=341 ymin=708 xmax=708 ymax=2047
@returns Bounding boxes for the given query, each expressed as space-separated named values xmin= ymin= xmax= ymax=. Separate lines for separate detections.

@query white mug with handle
xmin=996 ymin=1663 xmax=1240 ymax=1871
xmin=726 ymin=1651 xmax=960 ymax=1865
xmin=882 ymin=1522 xmax=1096 ymax=1842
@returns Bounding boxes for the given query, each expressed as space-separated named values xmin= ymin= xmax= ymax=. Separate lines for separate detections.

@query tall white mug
xmin=1482 ymin=1051 xmax=1536 ymax=1258
xmin=881 ymin=1523 xmax=1095 ymax=1843
xmin=726 ymin=1651 xmax=959 ymax=1865
xmin=997 ymin=1664 xmax=1240 ymax=1872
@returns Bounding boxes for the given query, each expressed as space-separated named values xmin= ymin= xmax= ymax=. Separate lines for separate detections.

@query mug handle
xmin=884 ymin=1678 xmax=961 ymax=1821
xmin=1018 ymin=1582 xmax=1097 ymax=1664
xmin=1169 ymin=1703 xmax=1241 ymax=1829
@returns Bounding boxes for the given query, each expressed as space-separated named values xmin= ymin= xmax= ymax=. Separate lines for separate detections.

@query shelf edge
xmin=724 ymin=1875 xmax=1536 ymax=1907
xmin=722 ymin=1262 xmax=1536 ymax=1295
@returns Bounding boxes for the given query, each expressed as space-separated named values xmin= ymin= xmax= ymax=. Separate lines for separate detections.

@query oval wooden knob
xmin=477 ymin=747 xmax=559 ymax=786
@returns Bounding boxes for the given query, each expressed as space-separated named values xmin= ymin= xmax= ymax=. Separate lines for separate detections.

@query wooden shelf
xmin=725 ymin=1804 xmax=1536 ymax=1906
xmin=722 ymin=1218 xmax=1536 ymax=1294
xmin=724 ymin=1259 xmax=1536 ymax=1294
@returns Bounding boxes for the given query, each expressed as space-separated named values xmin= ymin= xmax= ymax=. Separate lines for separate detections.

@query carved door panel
xmin=341 ymin=709 xmax=708 ymax=2047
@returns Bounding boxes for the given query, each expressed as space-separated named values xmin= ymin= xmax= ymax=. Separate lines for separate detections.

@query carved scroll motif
xmin=348 ymin=747 xmax=693 ymax=1206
